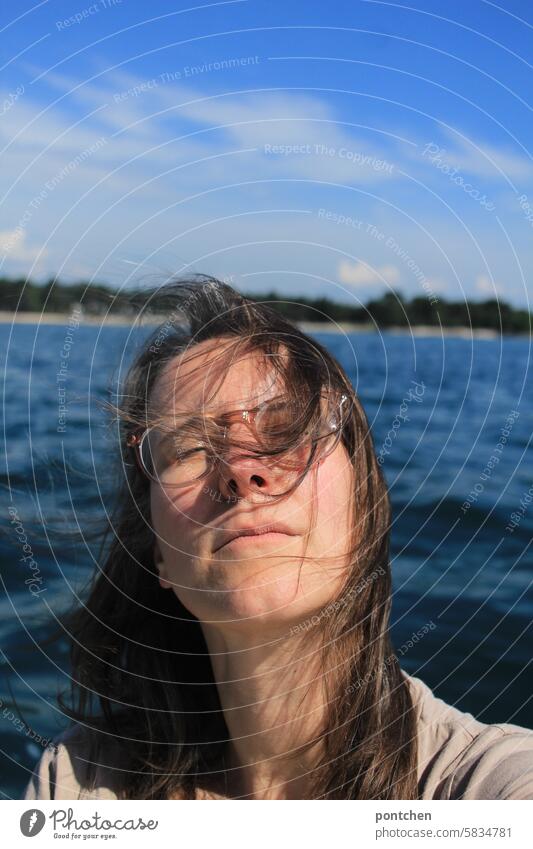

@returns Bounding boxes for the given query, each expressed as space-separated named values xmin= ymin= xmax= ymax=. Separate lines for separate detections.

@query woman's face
xmin=149 ymin=338 xmax=355 ymax=638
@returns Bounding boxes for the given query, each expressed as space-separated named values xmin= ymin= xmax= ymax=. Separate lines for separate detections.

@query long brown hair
xmin=58 ymin=274 xmax=419 ymax=799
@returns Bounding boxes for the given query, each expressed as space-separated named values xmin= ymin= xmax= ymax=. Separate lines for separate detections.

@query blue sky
xmin=1 ymin=0 xmax=532 ymax=307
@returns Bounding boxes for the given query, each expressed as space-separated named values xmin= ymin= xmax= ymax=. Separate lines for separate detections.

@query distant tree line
xmin=0 ymin=278 xmax=139 ymax=317
xmin=0 ymin=277 xmax=531 ymax=334
xmin=252 ymin=290 xmax=531 ymax=333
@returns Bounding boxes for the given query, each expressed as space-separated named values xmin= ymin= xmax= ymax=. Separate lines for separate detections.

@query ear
xmin=154 ymin=542 xmax=172 ymax=591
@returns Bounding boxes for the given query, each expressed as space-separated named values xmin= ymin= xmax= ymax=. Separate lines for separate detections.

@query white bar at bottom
xmin=4 ymin=799 xmax=532 ymax=848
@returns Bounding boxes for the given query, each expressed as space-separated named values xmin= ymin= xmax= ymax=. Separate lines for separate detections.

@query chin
xmin=176 ymin=560 xmax=334 ymax=634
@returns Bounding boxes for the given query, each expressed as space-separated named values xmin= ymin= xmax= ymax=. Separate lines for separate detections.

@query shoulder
xmin=403 ymin=671 xmax=533 ymax=799
xmin=23 ymin=724 xmax=126 ymax=800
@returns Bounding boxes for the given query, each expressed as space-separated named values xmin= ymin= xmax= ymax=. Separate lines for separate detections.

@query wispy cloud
xmin=13 ymin=63 xmax=406 ymax=187
xmin=1 ymin=60 xmax=532 ymax=302
xmin=417 ymin=128 xmax=533 ymax=183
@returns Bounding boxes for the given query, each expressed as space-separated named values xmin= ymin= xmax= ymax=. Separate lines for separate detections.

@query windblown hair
xmin=58 ymin=274 xmax=419 ymax=799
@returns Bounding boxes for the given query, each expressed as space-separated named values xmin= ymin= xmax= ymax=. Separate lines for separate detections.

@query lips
xmin=214 ymin=522 xmax=298 ymax=553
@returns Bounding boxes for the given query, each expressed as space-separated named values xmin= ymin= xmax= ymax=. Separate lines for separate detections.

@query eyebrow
xmin=155 ymin=411 xmax=226 ymax=432
xmin=153 ymin=394 xmax=291 ymax=430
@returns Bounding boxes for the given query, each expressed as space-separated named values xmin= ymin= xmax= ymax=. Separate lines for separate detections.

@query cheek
xmin=150 ymin=485 xmax=207 ymax=556
xmin=311 ymin=447 xmax=354 ymax=553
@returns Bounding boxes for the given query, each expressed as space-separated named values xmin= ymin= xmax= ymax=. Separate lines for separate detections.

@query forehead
xmin=149 ymin=337 xmax=287 ymax=416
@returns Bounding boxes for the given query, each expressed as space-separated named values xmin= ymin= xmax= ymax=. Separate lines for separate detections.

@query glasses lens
xmin=254 ymin=394 xmax=343 ymax=468
xmin=254 ymin=397 xmax=303 ymax=447
xmin=141 ymin=428 xmax=210 ymax=485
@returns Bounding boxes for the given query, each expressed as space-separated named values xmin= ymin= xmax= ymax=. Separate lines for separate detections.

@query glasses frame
xmin=126 ymin=392 xmax=349 ymax=489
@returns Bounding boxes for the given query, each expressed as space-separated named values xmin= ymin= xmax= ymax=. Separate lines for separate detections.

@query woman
xmin=25 ymin=275 xmax=533 ymax=800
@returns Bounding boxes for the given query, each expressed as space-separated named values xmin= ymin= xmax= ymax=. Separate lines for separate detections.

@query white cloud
xmin=0 ymin=228 xmax=48 ymax=264
xmin=338 ymin=261 xmax=400 ymax=287
xmin=475 ymin=274 xmax=502 ymax=297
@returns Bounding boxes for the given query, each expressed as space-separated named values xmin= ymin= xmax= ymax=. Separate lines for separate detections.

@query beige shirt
xmin=23 ymin=672 xmax=533 ymax=800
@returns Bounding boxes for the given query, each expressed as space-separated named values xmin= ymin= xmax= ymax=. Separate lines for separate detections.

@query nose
xmin=216 ymin=449 xmax=278 ymax=502
xmin=215 ymin=414 xmax=291 ymax=501
xmin=214 ymin=419 xmax=310 ymax=502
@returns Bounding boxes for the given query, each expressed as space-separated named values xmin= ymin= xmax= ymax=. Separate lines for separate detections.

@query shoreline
xmin=0 ymin=311 xmax=527 ymax=339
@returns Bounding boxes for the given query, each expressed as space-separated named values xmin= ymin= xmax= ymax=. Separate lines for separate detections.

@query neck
xmin=200 ymin=623 xmax=328 ymax=799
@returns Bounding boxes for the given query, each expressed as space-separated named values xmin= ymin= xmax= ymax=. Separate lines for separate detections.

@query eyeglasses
xmin=126 ymin=392 xmax=349 ymax=493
